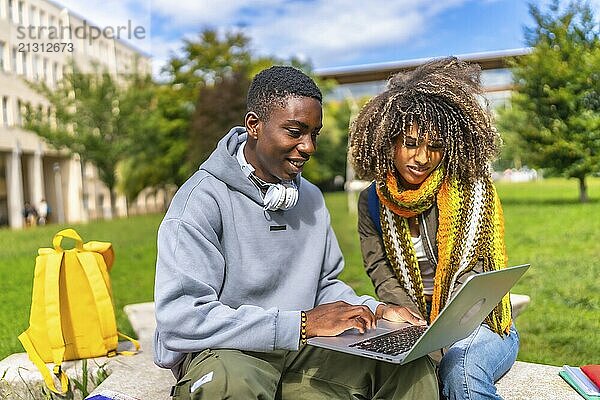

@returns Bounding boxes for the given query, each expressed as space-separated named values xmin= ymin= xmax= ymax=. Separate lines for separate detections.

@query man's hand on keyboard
xmin=305 ymin=301 xmax=377 ymax=337
xmin=375 ymin=304 xmax=427 ymax=326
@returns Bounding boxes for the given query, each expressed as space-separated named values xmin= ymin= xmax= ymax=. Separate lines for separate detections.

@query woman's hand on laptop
xmin=375 ymin=304 xmax=426 ymax=326
xmin=305 ymin=301 xmax=377 ymax=337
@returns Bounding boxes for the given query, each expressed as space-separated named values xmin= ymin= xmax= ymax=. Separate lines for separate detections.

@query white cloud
xmin=245 ymin=1 xmax=428 ymax=65
xmin=241 ymin=0 xmax=471 ymax=66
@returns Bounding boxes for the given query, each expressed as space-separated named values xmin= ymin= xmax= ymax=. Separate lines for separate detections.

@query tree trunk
xmin=79 ymin=159 xmax=89 ymax=222
xmin=109 ymin=189 xmax=117 ymax=219
xmin=578 ymin=176 xmax=588 ymax=203
xmin=162 ymin=187 xmax=169 ymax=213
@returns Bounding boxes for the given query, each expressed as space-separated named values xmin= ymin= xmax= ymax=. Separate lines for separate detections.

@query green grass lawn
xmin=1 ymin=177 xmax=599 ymax=366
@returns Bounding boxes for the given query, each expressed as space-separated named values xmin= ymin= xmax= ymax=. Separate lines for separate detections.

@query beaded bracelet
xmin=300 ymin=311 xmax=307 ymax=345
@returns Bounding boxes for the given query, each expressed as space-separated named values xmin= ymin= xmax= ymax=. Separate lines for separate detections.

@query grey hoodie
xmin=153 ymin=127 xmax=381 ymax=373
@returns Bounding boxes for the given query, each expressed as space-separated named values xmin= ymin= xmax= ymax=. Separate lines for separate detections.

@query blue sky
xmin=54 ymin=0 xmax=599 ymax=76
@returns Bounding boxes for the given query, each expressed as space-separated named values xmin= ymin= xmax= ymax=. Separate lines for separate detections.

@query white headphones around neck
xmin=237 ymin=138 xmax=299 ymax=211
xmin=262 ymin=180 xmax=298 ymax=211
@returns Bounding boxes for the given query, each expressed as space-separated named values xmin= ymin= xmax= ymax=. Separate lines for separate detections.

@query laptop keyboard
xmin=349 ymin=325 xmax=428 ymax=356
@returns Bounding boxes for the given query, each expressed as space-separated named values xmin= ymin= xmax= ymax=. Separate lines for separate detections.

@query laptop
xmin=308 ymin=264 xmax=530 ymax=364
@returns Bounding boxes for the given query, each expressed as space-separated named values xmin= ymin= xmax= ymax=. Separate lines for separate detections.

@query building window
xmin=17 ymin=0 xmax=23 ymax=24
xmin=0 ymin=41 xmax=5 ymax=71
xmin=1 ymin=96 xmax=9 ymax=127
xmin=32 ymin=54 xmax=39 ymax=80
xmin=16 ymin=99 xmax=22 ymax=126
xmin=42 ymin=57 xmax=48 ymax=83
xmin=8 ymin=0 xmax=13 ymax=22
xmin=21 ymin=51 xmax=27 ymax=77
xmin=39 ymin=9 xmax=45 ymax=29
xmin=12 ymin=47 xmax=18 ymax=74
xmin=30 ymin=5 xmax=36 ymax=25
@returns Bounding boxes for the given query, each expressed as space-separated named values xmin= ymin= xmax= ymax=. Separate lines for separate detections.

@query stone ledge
xmin=0 ymin=350 xmax=119 ymax=400
xmin=86 ymin=340 xmax=173 ymax=399
xmin=497 ymin=361 xmax=580 ymax=400
xmin=86 ymin=302 xmax=174 ymax=399
xmin=510 ymin=293 xmax=530 ymax=318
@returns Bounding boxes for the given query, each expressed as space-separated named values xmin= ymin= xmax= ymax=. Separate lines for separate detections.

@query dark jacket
xmin=357 ymin=186 xmax=483 ymax=320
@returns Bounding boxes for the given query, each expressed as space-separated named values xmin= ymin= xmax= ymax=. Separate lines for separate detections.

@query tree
xmin=26 ymin=62 xmax=141 ymax=216
xmin=159 ymin=30 xmax=260 ymax=177
xmin=303 ymin=99 xmax=353 ymax=189
xmin=188 ymin=69 xmax=251 ymax=170
xmin=498 ymin=0 xmax=600 ymax=202
xmin=170 ymin=29 xmax=321 ymax=175
xmin=117 ymin=76 xmax=189 ymax=202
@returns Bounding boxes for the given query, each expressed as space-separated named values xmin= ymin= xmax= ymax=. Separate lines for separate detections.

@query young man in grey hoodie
xmin=154 ymin=65 xmax=439 ymax=400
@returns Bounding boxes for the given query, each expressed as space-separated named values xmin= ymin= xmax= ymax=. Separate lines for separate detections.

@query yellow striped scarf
xmin=376 ymin=168 xmax=512 ymax=336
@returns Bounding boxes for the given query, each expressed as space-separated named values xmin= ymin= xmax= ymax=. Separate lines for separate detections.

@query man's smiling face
xmin=245 ymin=95 xmax=322 ymax=183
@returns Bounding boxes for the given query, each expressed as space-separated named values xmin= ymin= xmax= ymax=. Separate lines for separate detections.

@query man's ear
xmin=245 ymin=112 xmax=261 ymax=140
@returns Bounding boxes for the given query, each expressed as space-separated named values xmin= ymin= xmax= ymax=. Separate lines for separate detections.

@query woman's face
xmin=393 ymin=124 xmax=444 ymax=189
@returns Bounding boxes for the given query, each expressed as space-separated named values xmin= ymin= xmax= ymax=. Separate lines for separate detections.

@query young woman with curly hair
xmin=349 ymin=57 xmax=519 ymax=400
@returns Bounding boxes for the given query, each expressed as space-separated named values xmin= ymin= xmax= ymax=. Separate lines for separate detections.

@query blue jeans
xmin=438 ymin=324 xmax=519 ymax=400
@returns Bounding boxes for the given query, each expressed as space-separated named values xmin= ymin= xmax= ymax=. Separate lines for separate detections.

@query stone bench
xmin=496 ymin=361 xmax=580 ymax=400
xmin=0 ymin=302 xmax=173 ymax=400
xmin=87 ymin=303 xmax=174 ymax=399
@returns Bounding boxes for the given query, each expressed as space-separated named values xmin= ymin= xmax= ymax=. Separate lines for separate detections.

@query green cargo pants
xmin=171 ymin=345 xmax=439 ymax=399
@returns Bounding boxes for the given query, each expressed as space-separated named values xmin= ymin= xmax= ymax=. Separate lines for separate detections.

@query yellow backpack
xmin=18 ymin=228 xmax=139 ymax=394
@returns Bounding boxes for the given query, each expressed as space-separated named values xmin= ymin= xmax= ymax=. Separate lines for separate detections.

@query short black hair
xmin=247 ymin=66 xmax=322 ymax=121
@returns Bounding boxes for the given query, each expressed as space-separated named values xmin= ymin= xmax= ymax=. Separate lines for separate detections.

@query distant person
xmin=154 ymin=65 xmax=439 ymax=399
xmin=38 ymin=199 xmax=48 ymax=225
xmin=349 ymin=57 xmax=519 ymax=400
xmin=23 ymin=202 xmax=38 ymax=227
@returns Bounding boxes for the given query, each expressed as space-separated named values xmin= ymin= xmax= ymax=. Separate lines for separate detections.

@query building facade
xmin=0 ymin=0 xmax=153 ymax=228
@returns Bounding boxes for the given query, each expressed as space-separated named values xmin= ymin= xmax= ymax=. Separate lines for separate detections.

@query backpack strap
xmin=76 ymin=252 xmax=140 ymax=355
xmin=76 ymin=252 xmax=119 ymax=353
xmin=20 ymin=251 xmax=70 ymax=394
xmin=116 ymin=332 xmax=141 ymax=355
xmin=44 ymin=252 xmax=67 ymax=370
xmin=52 ymin=228 xmax=84 ymax=251
xmin=18 ymin=331 xmax=69 ymax=394
xmin=367 ymin=182 xmax=383 ymax=236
